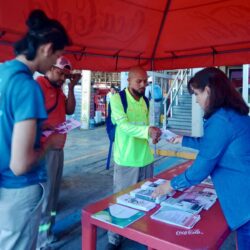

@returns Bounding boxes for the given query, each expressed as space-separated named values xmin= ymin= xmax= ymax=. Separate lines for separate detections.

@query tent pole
xmin=151 ymin=0 xmax=172 ymax=60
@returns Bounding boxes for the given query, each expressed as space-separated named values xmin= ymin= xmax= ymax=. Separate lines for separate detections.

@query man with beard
xmin=106 ymin=66 xmax=162 ymax=250
xmin=36 ymin=56 xmax=81 ymax=249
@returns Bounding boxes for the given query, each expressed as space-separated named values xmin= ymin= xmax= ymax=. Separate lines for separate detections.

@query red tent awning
xmin=1 ymin=0 xmax=250 ymax=71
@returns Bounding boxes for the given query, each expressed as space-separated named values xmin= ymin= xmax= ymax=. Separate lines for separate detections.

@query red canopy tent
xmin=0 ymin=0 xmax=250 ymax=71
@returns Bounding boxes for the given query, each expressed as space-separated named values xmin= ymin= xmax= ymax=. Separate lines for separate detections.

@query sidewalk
xmin=49 ymin=126 xmax=235 ymax=250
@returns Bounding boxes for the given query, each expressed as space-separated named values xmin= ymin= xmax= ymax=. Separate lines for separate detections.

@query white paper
xmin=109 ymin=204 xmax=139 ymax=218
xmin=117 ymin=194 xmax=156 ymax=211
xmin=151 ymin=206 xmax=201 ymax=229
xmin=161 ymin=197 xmax=203 ymax=214
xmin=178 ymin=191 xmax=217 ymax=210
xmin=43 ymin=118 xmax=81 ymax=137
xmin=160 ymin=129 xmax=177 ymax=140
xmin=130 ymin=188 xmax=167 ymax=204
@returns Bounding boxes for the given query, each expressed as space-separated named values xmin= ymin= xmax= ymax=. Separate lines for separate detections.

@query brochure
xmin=130 ymin=188 xmax=167 ymax=204
xmin=160 ymin=129 xmax=177 ymax=140
xmin=161 ymin=197 xmax=203 ymax=214
xmin=43 ymin=118 xmax=81 ymax=137
xmin=91 ymin=203 xmax=145 ymax=228
xmin=179 ymin=188 xmax=217 ymax=210
xmin=141 ymin=179 xmax=167 ymax=191
xmin=184 ymin=185 xmax=217 ymax=196
xmin=151 ymin=205 xmax=201 ymax=229
xmin=117 ymin=194 xmax=156 ymax=211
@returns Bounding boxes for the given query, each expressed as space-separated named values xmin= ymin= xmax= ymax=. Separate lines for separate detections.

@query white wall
xmin=120 ymin=72 xmax=129 ymax=90
xmin=191 ymin=68 xmax=204 ymax=137
xmin=80 ymin=70 xmax=91 ymax=129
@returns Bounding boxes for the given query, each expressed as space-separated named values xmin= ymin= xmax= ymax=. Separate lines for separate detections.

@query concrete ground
xmin=48 ymin=126 xmax=236 ymax=250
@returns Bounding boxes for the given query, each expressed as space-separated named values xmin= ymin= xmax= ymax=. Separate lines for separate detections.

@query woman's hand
xmin=151 ymin=180 xmax=173 ymax=198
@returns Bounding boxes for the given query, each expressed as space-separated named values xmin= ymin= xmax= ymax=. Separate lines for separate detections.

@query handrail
xmin=163 ymin=70 xmax=181 ymax=105
xmin=163 ymin=69 xmax=188 ymax=129
xmin=166 ymin=70 xmax=187 ymax=116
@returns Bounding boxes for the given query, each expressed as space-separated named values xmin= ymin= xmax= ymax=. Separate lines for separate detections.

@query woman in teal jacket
xmin=153 ymin=67 xmax=250 ymax=250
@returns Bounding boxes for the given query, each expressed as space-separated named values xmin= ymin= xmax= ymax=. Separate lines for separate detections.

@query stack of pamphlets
xmin=91 ymin=203 xmax=145 ymax=228
xmin=151 ymin=205 xmax=201 ymax=229
xmin=130 ymin=188 xmax=167 ymax=204
xmin=116 ymin=194 xmax=156 ymax=211
xmin=130 ymin=178 xmax=175 ymax=204
xmin=185 ymin=185 xmax=216 ymax=196
xmin=161 ymin=197 xmax=203 ymax=214
xmin=141 ymin=179 xmax=167 ymax=191
xmin=181 ymin=186 xmax=217 ymax=210
xmin=150 ymin=183 xmax=217 ymax=229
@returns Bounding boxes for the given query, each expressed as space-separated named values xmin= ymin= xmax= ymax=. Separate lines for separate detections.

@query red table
xmin=82 ymin=161 xmax=230 ymax=250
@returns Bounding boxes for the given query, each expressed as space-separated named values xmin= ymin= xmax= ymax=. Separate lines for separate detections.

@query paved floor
xmin=48 ymin=126 xmax=236 ymax=250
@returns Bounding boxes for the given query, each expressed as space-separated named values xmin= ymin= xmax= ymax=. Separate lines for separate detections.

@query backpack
xmin=148 ymin=84 xmax=163 ymax=101
xmin=106 ymin=89 xmax=149 ymax=169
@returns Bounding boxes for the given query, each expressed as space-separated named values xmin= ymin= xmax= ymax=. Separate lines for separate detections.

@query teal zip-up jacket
xmin=171 ymin=108 xmax=250 ymax=230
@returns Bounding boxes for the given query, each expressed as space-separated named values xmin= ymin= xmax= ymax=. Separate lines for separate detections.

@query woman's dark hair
xmin=14 ymin=9 xmax=71 ymax=60
xmin=188 ymin=67 xmax=249 ymax=119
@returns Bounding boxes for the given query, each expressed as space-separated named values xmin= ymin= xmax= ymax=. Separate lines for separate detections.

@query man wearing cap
xmin=36 ymin=56 xmax=81 ymax=248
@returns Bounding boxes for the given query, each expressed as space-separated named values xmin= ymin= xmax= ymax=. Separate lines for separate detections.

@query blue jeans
xmin=237 ymin=220 xmax=250 ymax=250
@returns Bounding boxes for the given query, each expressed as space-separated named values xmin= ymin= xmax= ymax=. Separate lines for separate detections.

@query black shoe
xmin=105 ymin=243 xmax=120 ymax=250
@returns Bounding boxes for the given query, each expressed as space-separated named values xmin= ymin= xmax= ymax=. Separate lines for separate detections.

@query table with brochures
xmin=81 ymin=160 xmax=230 ymax=250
